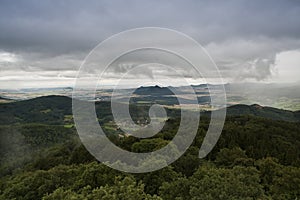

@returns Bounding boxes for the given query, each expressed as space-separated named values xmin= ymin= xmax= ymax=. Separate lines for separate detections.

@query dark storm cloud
xmin=0 ymin=0 xmax=300 ymax=86
xmin=1 ymin=0 xmax=300 ymax=50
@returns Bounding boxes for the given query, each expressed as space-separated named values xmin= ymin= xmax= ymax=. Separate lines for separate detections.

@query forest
xmin=0 ymin=96 xmax=300 ymax=199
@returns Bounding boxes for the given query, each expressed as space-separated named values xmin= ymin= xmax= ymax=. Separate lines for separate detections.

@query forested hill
xmin=0 ymin=95 xmax=300 ymax=125
xmin=0 ymin=95 xmax=73 ymax=125
xmin=223 ymin=104 xmax=300 ymax=122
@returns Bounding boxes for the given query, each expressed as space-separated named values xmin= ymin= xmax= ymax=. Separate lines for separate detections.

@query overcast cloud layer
xmin=0 ymin=0 xmax=300 ymax=88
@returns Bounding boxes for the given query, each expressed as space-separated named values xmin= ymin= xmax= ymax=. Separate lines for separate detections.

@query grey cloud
xmin=1 ymin=0 xmax=300 ymax=53
xmin=0 ymin=0 xmax=300 ymax=85
xmin=0 ymin=52 xmax=83 ymax=72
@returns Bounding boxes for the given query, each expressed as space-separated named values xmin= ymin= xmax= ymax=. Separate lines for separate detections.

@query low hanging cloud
xmin=205 ymin=38 xmax=300 ymax=81
xmin=235 ymin=57 xmax=276 ymax=81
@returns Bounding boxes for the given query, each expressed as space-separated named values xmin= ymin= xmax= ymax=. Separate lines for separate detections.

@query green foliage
xmin=190 ymin=166 xmax=264 ymax=200
xmin=1 ymin=96 xmax=300 ymax=199
xmin=43 ymin=177 xmax=162 ymax=200
xmin=0 ymin=124 xmax=75 ymax=177
xmin=172 ymin=146 xmax=201 ymax=176
xmin=69 ymin=144 xmax=96 ymax=164
xmin=131 ymin=138 xmax=169 ymax=153
xmin=159 ymin=177 xmax=191 ymax=200
xmin=215 ymin=147 xmax=248 ymax=167
xmin=270 ymin=165 xmax=300 ymax=199
xmin=1 ymin=165 xmax=80 ymax=200
xmin=0 ymin=162 xmax=121 ymax=200
xmin=211 ymin=116 xmax=300 ymax=166
xmin=160 ymin=165 xmax=265 ymax=200
xmin=135 ymin=167 xmax=180 ymax=195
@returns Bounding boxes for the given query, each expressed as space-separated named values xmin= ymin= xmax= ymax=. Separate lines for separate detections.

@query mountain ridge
xmin=0 ymin=95 xmax=299 ymax=125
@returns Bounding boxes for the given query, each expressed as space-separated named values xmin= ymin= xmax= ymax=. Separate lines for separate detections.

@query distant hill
xmin=133 ymin=84 xmax=226 ymax=96
xmin=0 ymin=96 xmax=14 ymax=103
xmin=0 ymin=96 xmax=12 ymax=100
xmin=133 ymin=85 xmax=174 ymax=96
xmin=224 ymin=104 xmax=300 ymax=122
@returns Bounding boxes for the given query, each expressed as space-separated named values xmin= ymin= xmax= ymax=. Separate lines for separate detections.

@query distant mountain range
xmin=1 ymin=82 xmax=300 ymax=111
xmin=1 ymin=95 xmax=299 ymax=126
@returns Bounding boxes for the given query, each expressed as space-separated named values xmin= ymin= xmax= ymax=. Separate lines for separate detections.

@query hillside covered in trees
xmin=0 ymin=96 xmax=300 ymax=199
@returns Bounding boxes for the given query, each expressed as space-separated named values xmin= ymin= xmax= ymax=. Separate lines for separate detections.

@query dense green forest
xmin=0 ymin=96 xmax=300 ymax=199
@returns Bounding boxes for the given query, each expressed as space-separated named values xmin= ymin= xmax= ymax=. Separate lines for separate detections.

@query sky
xmin=0 ymin=0 xmax=300 ymax=89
